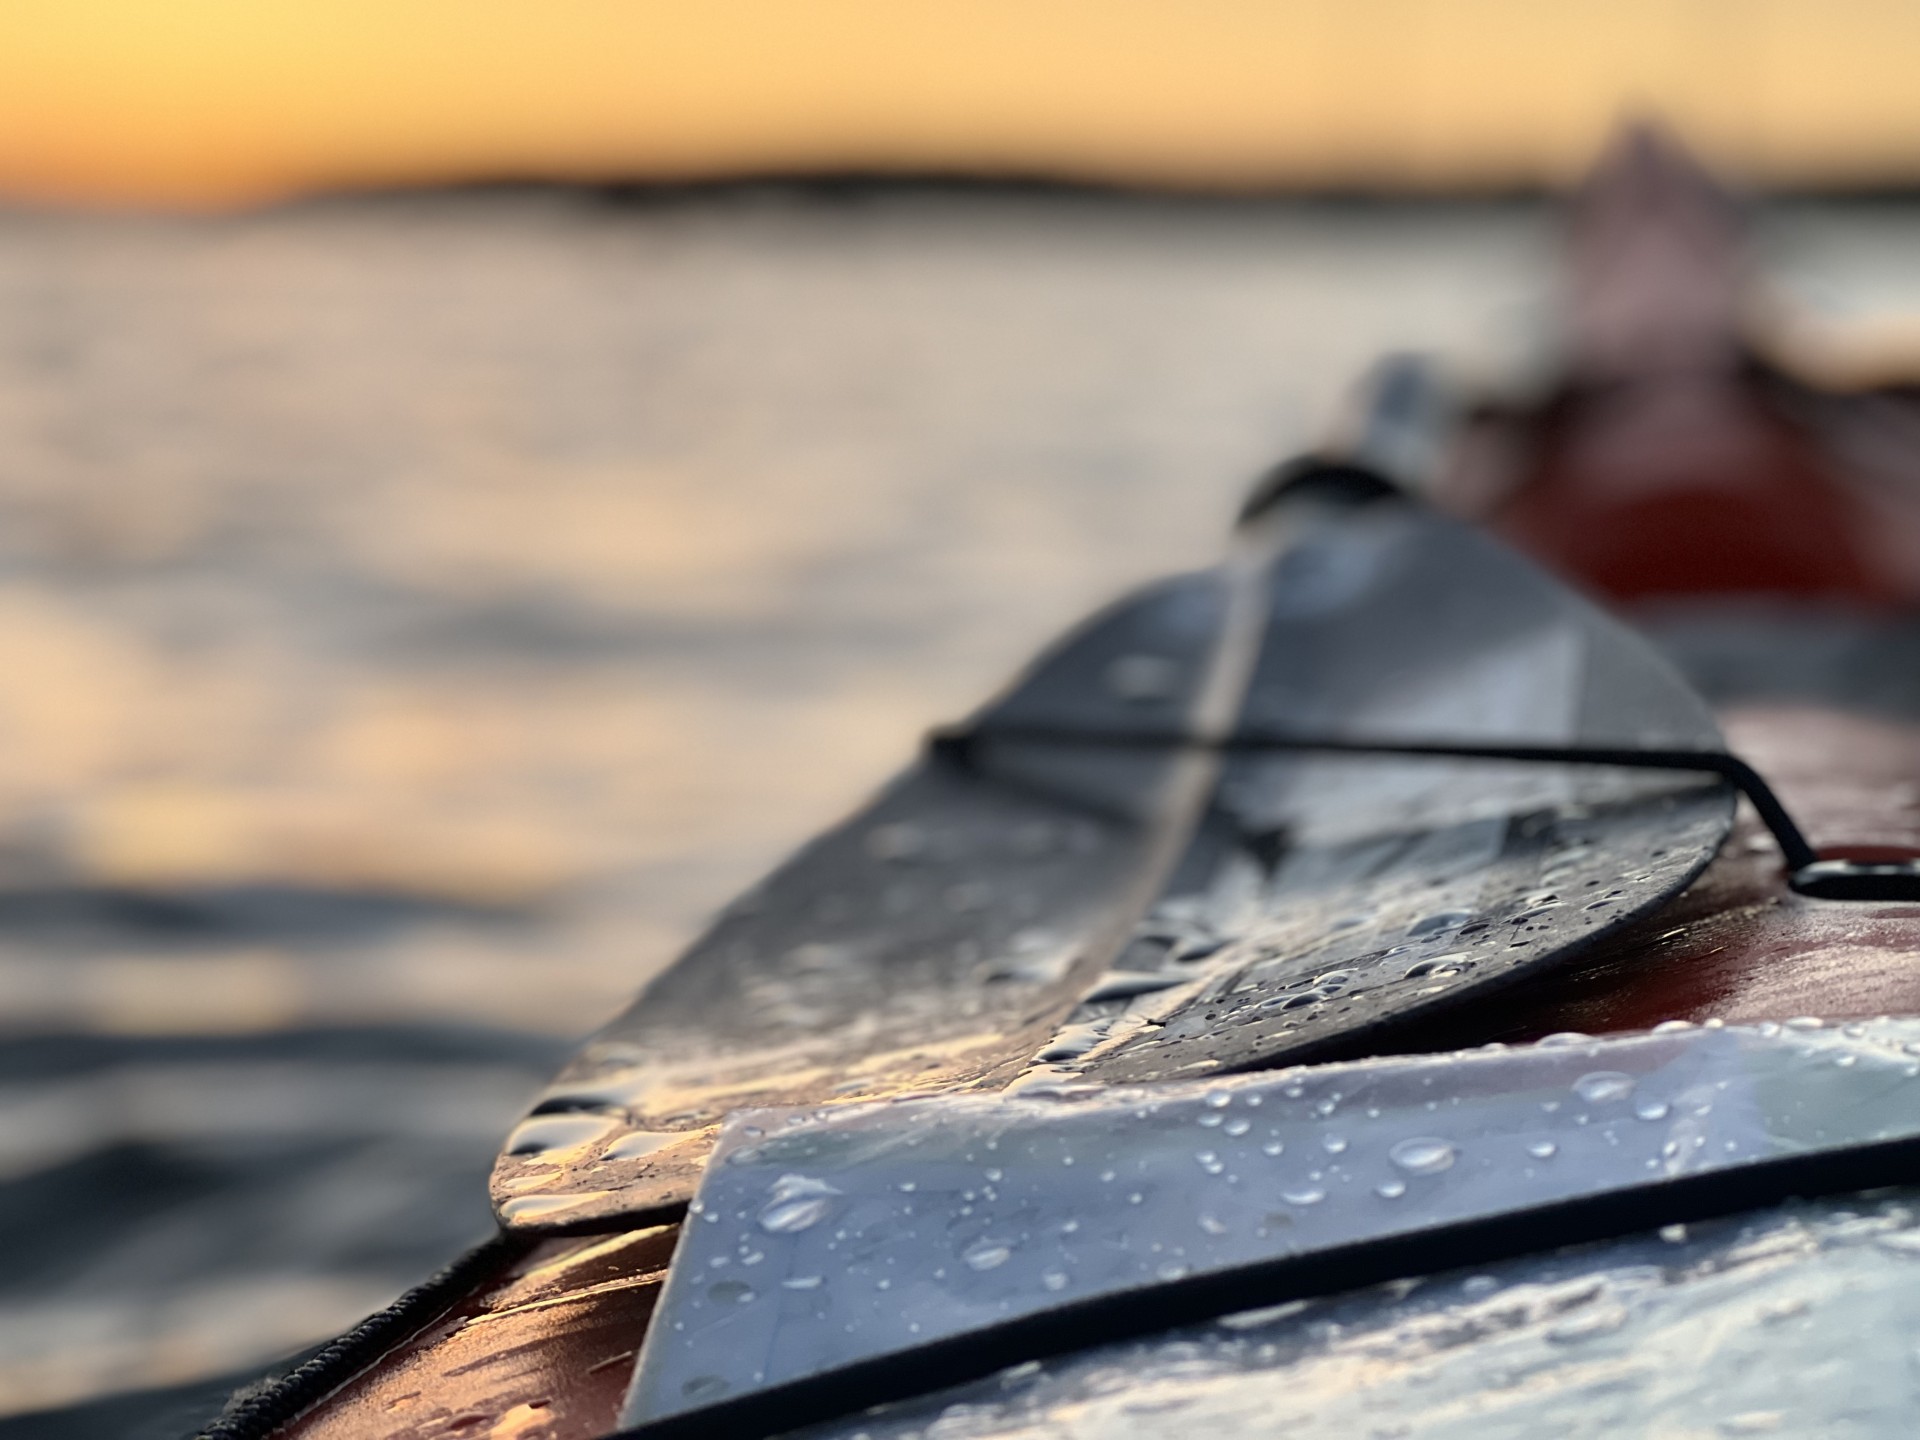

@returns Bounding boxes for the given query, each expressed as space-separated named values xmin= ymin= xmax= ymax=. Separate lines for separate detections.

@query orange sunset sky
xmin=4 ymin=0 xmax=1920 ymax=207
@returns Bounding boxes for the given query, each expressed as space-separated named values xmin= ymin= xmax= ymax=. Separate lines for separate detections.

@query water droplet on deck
xmin=1282 ymin=1185 xmax=1326 ymax=1206
xmin=1389 ymin=1137 xmax=1457 ymax=1174
xmin=759 ymin=1175 xmax=841 ymax=1234
xmin=1573 ymin=1071 xmax=1635 ymax=1104
xmin=1527 ymin=1139 xmax=1558 ymax=1159
xmin=1082 ymin=971 xmax=1185 ymax=1003
xmin=1035 ymin=1022 xmax=1109 ymax=1063
xmin=498 ymin=1190 xmax=616 ymax=1224
xmin=708 ymin=1279 xmax=755 ymax=1304
xmin=606 ymin=1129 xmax=681 ymax=1162
xmin=505 ymin=1114 xmax=620 ymax=1158
xmin=1407 ymin=910 xmax=1472 ymax=937
xmin=1403 ymin=953 xmax=1471 ymax=979
xmin=965 ymin=1241 xmax=1013 ymax=1271
xmin=781 ymin=1275 xmax=823 ymax=1290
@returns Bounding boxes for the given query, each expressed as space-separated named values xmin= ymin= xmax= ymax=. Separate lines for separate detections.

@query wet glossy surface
xmin=794 ymin=1188 xmax=1920 ymax=1440
xmin=498 ymin=488 xmax=1736 ymax=1235
xmin=1407 ymin=704 xmax=1920 ymax=1043
xmin=491 ymin=572 xmax=1243 ymax=1230
xmin=285 ymin=1229 xmax=675 ymax=1440
xmin=625 ymin=1018 xmax=1920 ymax=1427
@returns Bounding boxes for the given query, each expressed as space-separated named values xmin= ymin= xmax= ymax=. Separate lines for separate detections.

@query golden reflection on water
xmin=0 ymin=191 xmax=1553 ymax=1043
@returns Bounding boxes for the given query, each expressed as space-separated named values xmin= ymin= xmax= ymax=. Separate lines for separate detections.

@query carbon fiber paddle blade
xmin=493 ymin=477 xmax=1733 ymax=1233
xmin=1025 ymin=479 xmax=1734 ymax=1086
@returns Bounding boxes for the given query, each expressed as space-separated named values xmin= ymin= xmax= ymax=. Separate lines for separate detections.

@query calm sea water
xmin=0 ymin=187 xmax=1911 ymax=1426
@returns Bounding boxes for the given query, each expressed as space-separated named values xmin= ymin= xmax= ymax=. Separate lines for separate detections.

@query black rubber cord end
xmin=1790 ymin=857 xmax=1920 ymax=902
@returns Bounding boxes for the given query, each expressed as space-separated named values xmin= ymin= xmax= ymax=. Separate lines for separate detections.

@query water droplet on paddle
xmin=1389 ymin=1137 xmax=1457 ymax=1175
xmin=758 ymin=1174 xmax=840 ymax=1234
xmin=964 ymin=1241 xmax=1013 ymax=1271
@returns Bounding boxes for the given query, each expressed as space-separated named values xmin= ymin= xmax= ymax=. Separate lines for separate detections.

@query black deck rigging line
xmin=931 ymin=723 xmax=1817 ymax=870
xmin=189 ymin=1229 xmax=530 ymax=1440
xmin=613 ymin=1134 xmax=1920 ymax=1440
